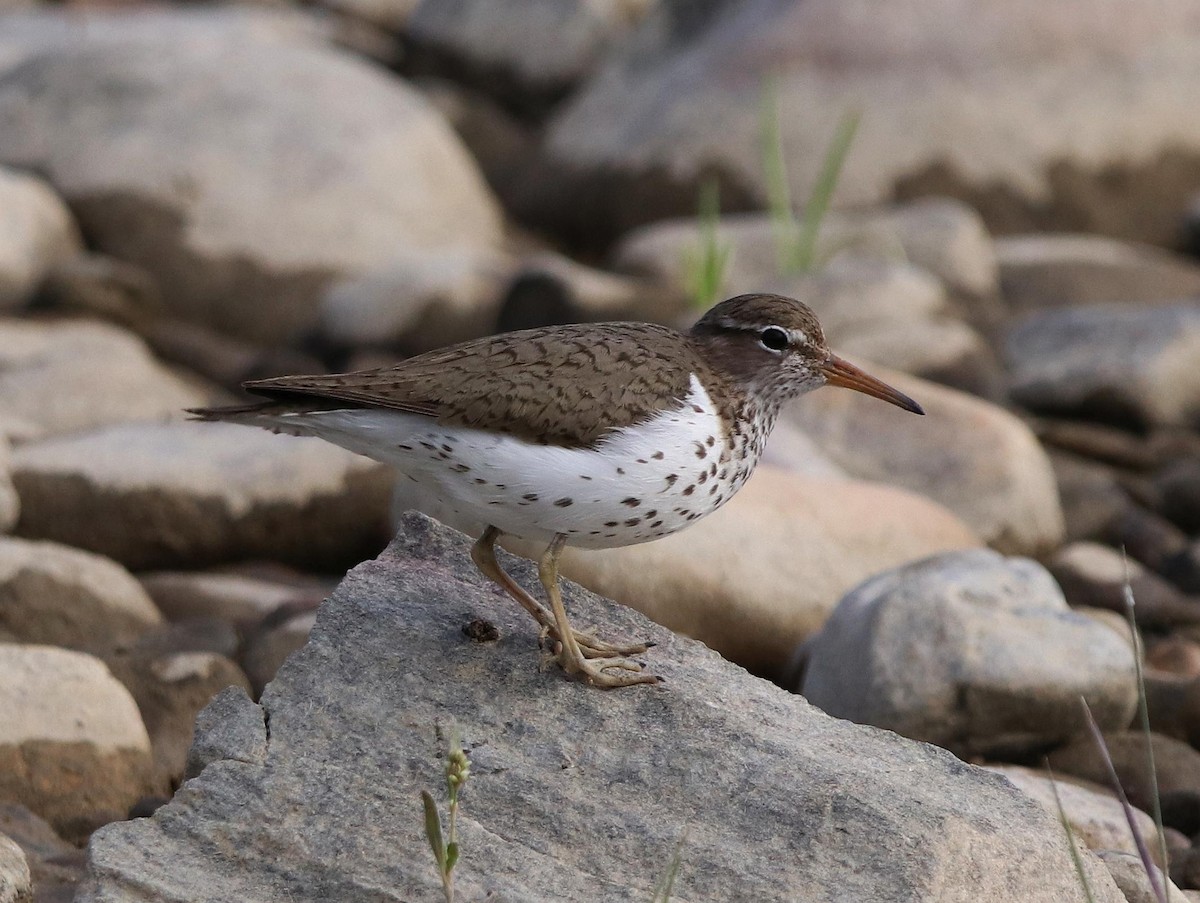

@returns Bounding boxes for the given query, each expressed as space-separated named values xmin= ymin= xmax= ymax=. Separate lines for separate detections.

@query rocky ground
xmin=1 ymin=2 xmax=1200 ymax=902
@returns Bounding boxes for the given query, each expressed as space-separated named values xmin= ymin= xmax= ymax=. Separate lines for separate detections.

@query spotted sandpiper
xmin=191 ymin=293 xmax=923 ymax=687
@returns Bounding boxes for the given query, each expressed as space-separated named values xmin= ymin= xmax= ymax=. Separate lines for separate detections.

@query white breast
xmin=263 ymin=375 xmax=760 ymax=549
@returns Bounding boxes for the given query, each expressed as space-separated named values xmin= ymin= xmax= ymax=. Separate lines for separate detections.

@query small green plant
xmin=649 ymin=833 xmax=686 ymax=902
xmin=759 ymin=77 xmax=861 ymax=276
xmin=683 ymin=176 xmax=733 ymax=309
xmin=1046 ymin=762 xmax=1098 ymax=903
xmin=421 ymin=730 xmax=472 ymax=903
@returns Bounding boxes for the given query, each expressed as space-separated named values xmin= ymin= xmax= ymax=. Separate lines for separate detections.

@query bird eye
xmin=759 ymin=326 xmax=789 ymax=352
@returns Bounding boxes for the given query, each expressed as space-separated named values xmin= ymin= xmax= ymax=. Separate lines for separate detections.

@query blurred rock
xmin=1048 ymin=731 xmax=1200 ymax=816
xmin=1164 ymin=539 xmax=1200 ymax=595
xmin=1104 ymin=504 xmax=1192 ymax=577
xmin=987 ymin=764 xmax=1163 ymax=863
xmin=35 ymin=253 xmax=162 ymax=329
xmin=0 ymin=804 xmax=82 ymax=903
xmin=997 ymin=233 xmax=1200 ymax=314
xmin=0 ymin=537 xmax=164 ymax=654
xmin=0 ymin=28 xmax=503 ymax=344
xmin=0 ymin=833 xmax=30 ymax=903
xmin=1171 ymin=848 xmax=1200 ymax=896
xmin=1050 ymin=451 xmax=1133 ymax=543
xmin=131 ymin=618 xmax=241 ymax=664
xmin=1048 ymin=542 xmax=1200 ymax=630
xmin=139 ymin=568 xmax=331 ymax=633
xmin=76 ymin=512 xmax=1127 ymax=903
xmin=11 ymin=422 xmax=393 ymax=571
xmin=321 ymin=0 xmax=418 ymax=32
xmin=781 ymin=369 xmax=1064 ymax=556
xmin=0 ymin=439 xmax=15 ymax=535
xmin=104 ymin=651 xmax=251 ymax=792
xmin=0 ymin=166 xmax=79 ymax=312
xmin=0 ymin=319 xmax=207 ymax=440
xmin=501 ymin=465 xmax=979 ymax=679
xmin=1142 ymin=672 xmax=1200 ymax=749
xmin=1006 ymin=302 xmax=1200 ymax=429
xmin=319 ymin=247 xmax=513 ymax=352
xmin=1035 ymin=418 xmax=1159 ymax=471
xmin=1156 ymin=458 xmax=1200 ymax=534
xmin=0 ymin=645 xmax=152 ymax=843
xmin=534 ymin=0 xmax=1200 ymax=248
xmin=0 ymin=7 xmax=335 ymax=75
xmin=1146 ymin=637 xmax=1200 ymax=679
xmin=802 ymin=549 xmax=1138 ymax=759
xmin=614 ymin=199 xmax=999 ymax=304
xmin=241 ymin=610 xmax=317 ymax=696
xmin=405 ymin=0 xmax=653 ymax=110
xmin=1096 ymin=851 xmax=1190 ymax=903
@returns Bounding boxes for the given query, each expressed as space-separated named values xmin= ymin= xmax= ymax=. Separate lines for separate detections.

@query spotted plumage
xmin=190 ymin=293 xmax=923 ymax=688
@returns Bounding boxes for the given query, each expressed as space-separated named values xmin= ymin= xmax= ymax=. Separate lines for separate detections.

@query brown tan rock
xmin=781 ymin=367 xmax=1064 ymax=556
xmin=0 ymin=166 xmax=79 ymax=312
xmin=0 ymin=645 xmax=152 ymax=842
xmin=506 ymin=465 xmax=978 ymax=678
xmin=0 ymin=537 xmax=162 ymax=654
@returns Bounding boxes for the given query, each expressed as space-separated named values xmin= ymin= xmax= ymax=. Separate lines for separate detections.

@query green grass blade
xmin=759 ymin=75 xmax=800 ymax=275
xmin=1046 ymin=763 xmax=1098 ymax=903
xmin=650 ymin=834 xmax=686 ymax=902
xmin=421 ymin=790 xmax=446 ymax=872
xmin=1121 ymin=551 xmax=1169 ymax=875
xmin=684 ymin=176 xmax=731 ymax=310
xmin=791 ymin=107 xmax=861 ymax=274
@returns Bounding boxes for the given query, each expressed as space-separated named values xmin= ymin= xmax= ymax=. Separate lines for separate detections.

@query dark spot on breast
xmin=695 ymin=443 xmax=707 ymax=459
xmin=644 ymin=510 xmax=657 ymax=519
xmin=451 ymin=463 xmax=471 ymax=473
xmin=710 ymin=463 xmax=718 ymax=477
xmin=709 ymin=484 xmax=719 ymax=495
xmin=579 ymin=474 xmax=593 ymax=481
xmin=683 ymin=485 xmax=695 ymax=496
xmin=652 ymin=451 xmax=665 ymax=460
xmin=697 ymin=471 xmax=708 ymax=484
xmin=637 ymin=458 xmax=648 ymax=465
xmin=692 ymin=404 xmax=704 ymax=413
xmin=420 ymin=441 xmax=437 ymax=451
xmin=622 ymin=497 xmax=640 ymax=507
xmin=474 ymin=478 xmax=487 ymax=485
xmin=686 ymin=512 xmax=700 ymax=520
xmin=437 ymin=452 xmax=451 ymax=460
xmin=625 ymin=517 xmax=641 ymax=527
xmin=706 ymin=436 xmax=716 ymax=447
xmin=617 ymin=467 xmax=626 ymax=475
xmin=397 ymin=444 xmax=413 ymax=451
xmin=665 ymin=474 xmax=679 ymax=486
xmin=554 ymin=498 xmax=574 ymax=507
xmin=650 ymin=520 xmax=663 ymax=528
xmin=441 ymin=444 xmax=453 ymax=453
xmin=523 ymin=493 xmax=539 ymax=502
xmin=604 ymin=521 xmax=619 ymax=528
xmin=495 ymin=484 xmax=506 ymax=490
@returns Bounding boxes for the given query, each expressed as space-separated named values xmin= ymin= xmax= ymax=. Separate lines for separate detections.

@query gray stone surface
xmin=802 ymin=549 xmax=1138 ymax=758
xmin=539 ymin=0 xmax=1200 ymax=246
xmin=0 ymin=23 xmax=502 ymax=343
xmin=996 ymin=233 xmax=1200 ymax=313
xmin=0 ymin=438 xmax=15 ymax=535
xmin=78 ymin=514 xmax=1124 ymax=902
xmin=0 ymin=319 xmax=207 ymax=441
xmin=0 ymin=166 xmax=79 ymax=312
xmin=0 ymin=834 xmax=30 ymax=903
xmin=1005 ymin=301 xmax=1200 ymax=429
xmin=11 ymin=421 xmax=393 ymax=571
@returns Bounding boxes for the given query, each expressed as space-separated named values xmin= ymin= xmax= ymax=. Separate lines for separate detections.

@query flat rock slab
xmin=11 ymin=421 xmax=393 ymax=570
xmin=79 ymin=513 xmax=1121 ymax=902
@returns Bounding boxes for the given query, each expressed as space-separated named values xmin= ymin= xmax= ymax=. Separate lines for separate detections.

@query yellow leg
xmin=471 ymin=527 xmax=652 ymax=660
xmin=538 ymin=534 xmax=661 ymax=688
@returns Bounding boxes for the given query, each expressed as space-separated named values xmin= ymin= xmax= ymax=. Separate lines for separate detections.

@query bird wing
xmin=232 ymin=323 xmax=701 ymax=449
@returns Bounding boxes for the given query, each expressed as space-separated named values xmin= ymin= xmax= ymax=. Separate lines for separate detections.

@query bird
xmin=190 ymin=292 xmax=923 ymax=688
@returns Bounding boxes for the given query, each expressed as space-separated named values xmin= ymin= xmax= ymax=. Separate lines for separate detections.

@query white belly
xmin=264 ymin=375 xmax=758 ymax=549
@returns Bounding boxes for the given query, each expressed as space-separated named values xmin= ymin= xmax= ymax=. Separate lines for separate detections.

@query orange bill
xmin=820 ymin=355 xmax=925 ymax=415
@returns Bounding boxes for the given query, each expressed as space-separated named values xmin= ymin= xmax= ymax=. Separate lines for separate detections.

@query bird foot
xmin=564 ymin=653 xmax=663 ymax=688
xmin=539 ymin=624 xmax=654 ymax=659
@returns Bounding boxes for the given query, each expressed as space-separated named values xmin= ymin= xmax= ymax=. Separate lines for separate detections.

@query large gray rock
xmin=781 ymin=369 xmax=1065 ymax=556
xmin=11 ymin=422 xmax=393 ymax=571
xmin=0 ymin=537 xmax=163 ymax=654
xmin=1006 ymin=302 xmax=1200 ymax=429
xmin=406 ymin=0 xmax=654 ymax=100
xmin=0 ymin=438 xmax=15 ymax=534
xmin=77 ymin=513 xmax=1123 ymax=902
xmin=0 ymin=166 xmax=79 ymax=311
xmin=0 ymin=26 xmax=503 ymax=343
xmin=801 ymin=549 xmax=1138 ymax=759
xmin=536 ymin=0 xmax=1200 ymax=246
xmin=0 ymin=833 xmax=30 ymax=903
xmin=0 ymin=318 xmax=207 ymax=441
xmin=996 ymin=233 xmax=1200 ymax=314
